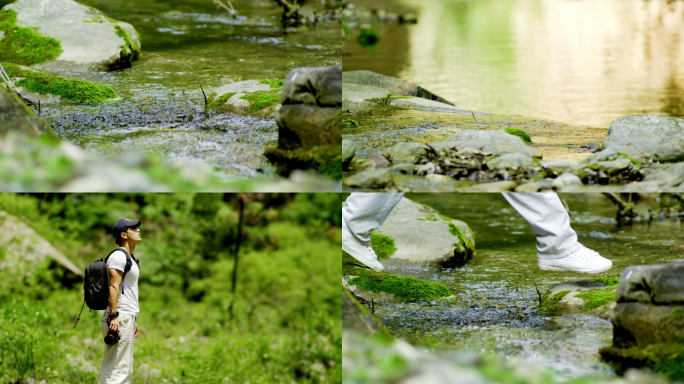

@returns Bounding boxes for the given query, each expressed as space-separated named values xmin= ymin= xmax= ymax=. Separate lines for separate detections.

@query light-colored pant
xmin=100 ymin=314 xmax=136 ymax=384
xmin=342 ymin=193 xmax=581 ymax=259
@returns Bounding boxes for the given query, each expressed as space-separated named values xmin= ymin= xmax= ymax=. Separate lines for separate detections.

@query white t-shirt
xmin=103 ymin=249 xmax=140 ymax=317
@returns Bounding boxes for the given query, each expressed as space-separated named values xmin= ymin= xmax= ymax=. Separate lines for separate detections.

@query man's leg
xmin=502 ymin=193 xmax=612 ymax=273
xmin=100 ymin=314 xmax=136 ymax=384
xmin=342 ymin=193 xmax=404 ymax=271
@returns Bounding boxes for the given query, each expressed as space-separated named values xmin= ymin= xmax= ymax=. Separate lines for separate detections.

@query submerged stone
xmin=2 ymin=0 xmax=141 ymax=71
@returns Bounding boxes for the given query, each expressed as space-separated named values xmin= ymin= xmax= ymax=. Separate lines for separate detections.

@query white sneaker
xmin=342 ymin=219 xmax=385 ymax=272
xmin=538 ymin=245 xmax=612 ymax=273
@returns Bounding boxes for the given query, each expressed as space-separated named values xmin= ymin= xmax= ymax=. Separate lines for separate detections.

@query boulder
xmin=343 ymin=168 xmax=393 ymax=189
xmin=0 ymin=86 xmax=51 ymax=136
xmin=541 ymin=279 xmax=616 ymax=319
xmin=275 ymin=64 xmax=341 ymax=150
xmin=616 ymin=261 xmax=684 ymax=305
xmin=342 ymin=70 xmax=454 ymax=105
xmin=375 ymin=197 xmax=475 ymax=268
xmin=382 ymin=142 xmax=430 ymax=164
xmin=209 ymin=80 xmax=279 ymax=116
xmin=2 ymin=0 xmax=141 ymax=71
xmin=600 ymin=262 xmax=684 ymax=380
xmin=486 ymin=153 xmax=538 ymax=172
xmin=342 ymin=139 xmax=356 ymax=169
xmin=551 ymin=173 xmax=583 ymax=190
xmin=601 ymin=115 xmax=684 ymax=163
xmin=342 ymin=83 xmax=393 ymax=108
xmin=435 ymin=130 xmax=542 ymax=159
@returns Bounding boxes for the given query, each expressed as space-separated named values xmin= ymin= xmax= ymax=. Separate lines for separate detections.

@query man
xmin=342 ymin=193 xmax=612 ymax=273
xmin=100 ymin=218 xmax=142 ymax=384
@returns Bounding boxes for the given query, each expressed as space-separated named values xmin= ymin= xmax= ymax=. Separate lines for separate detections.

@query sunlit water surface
xmin=343 ymin=0 xmax=684 ymax=128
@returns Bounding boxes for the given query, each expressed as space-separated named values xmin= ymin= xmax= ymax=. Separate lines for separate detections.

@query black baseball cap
xmin=112 ymin=218 xmax=141 ymax=242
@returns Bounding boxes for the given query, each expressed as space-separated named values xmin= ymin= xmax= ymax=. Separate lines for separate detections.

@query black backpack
xmin=73 ymin=248 xmax=136 ymax=328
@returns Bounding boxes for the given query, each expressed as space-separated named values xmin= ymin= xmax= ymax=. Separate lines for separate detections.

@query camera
xmin=104 ymin=330 xmax=119 ymax=345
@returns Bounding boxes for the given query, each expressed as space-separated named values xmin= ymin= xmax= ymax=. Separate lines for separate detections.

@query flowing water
xmin=343 ymin=0 xmax=684 ymax=128
xmin=0 ymin=0 xmax=341 ymax=180
xmin=372 ymin=193 xmax=684 ymax=379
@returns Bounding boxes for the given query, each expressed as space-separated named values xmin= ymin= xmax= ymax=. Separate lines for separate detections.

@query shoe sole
xmin=538 ymin=264 xmax=611 ymax=273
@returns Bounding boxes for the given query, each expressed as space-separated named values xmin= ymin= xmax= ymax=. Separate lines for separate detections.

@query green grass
xmin=575 ymin=289 xmax=615 ymax=311
xmin=592 ymin=277 xmax=619 ymax=286
xmin=541 ymin=290 xmax=571 ymax=312
xmin=347 ymin=268 xmax=451 ymax=302
xmin=206 ymin=92 xmax=237 ymax=111
xmin=258 ymin=78 xmax=285 ymax=89
xmin=0 ymin=9 xmax=63 ymax=66
xmin=504 ymin=128 xmax=532 ymax=145
xmin=2 ymin=63 xmax=117 ymax=104
xmin=370 ymin=233 xmax=397 ymax=260
xmin=0 ymin=200 xmax=341 ymax=384
xmin=241 ymin=91 xmax=281 ymax=113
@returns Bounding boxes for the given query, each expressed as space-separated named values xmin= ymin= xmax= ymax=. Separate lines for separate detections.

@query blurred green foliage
xmin=0 ymin=193 xmax=341 ymax=383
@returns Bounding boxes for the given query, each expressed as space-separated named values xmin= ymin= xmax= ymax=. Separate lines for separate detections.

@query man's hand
xmin=135 ymin=324 xmax=139 ymax=337
xmin=108 ymin=317 xmax=120 ymax=334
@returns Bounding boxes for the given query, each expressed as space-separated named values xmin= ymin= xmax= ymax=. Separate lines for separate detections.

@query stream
xmin=343 ymin=0 xmax=684 ymax=128
xmin=0 ymin=0 xmax=341 ymax=181
xmin=373 ymin=193 xmax=684 ymax=379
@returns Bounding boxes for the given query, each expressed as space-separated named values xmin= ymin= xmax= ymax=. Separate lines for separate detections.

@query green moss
xmin=258 ymin=78 xmax=285 ymax=89
xmin=601 ymin=343 xmax=684 ymax=381
xmin=240 ymin=92 xmax=281 ymax=113
xmin=347 ymin=268 xmax=451 ymax=302
xmin=592 ymin=277 xmax=619 ymax=286
xmin=618 ymin=152 xmax=642 ymax=168
xmin=447 ymin=222 xmax=472 ymax=250
xmin=206 ymin=92 xmax=236 ymax=111
xmin=263 ymin=145 xmax=341 ymax=180
xmin=2 ymin=63 xmax=117 ymax=104
xmin=670 ymin=308 xmax=683 ymax=321
xmin=370 ymin=232 xmax=397 ymax=260
xmin=343 ymin=119 xmax=359 ymax=128
xmin=575 ymin=289 xmax=615 ymax=311
xmin=0 ymin=9 xmax=63 ymax=66
xmin=504 ymin=128 xmax=532 ymax=144
xmin=541 ymin=290 xmax=571 ymax=312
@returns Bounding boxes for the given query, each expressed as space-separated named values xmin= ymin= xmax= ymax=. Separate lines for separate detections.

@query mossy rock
xmin=344 ymin=266 xmax=451 ymax=303
xmin=1 ymin=63 xmax=117 ymax=104
xmin=0 ymin=9 xmax=62 ymax=66
xmin=2 ymin=0 xmax=142 ymax=71
xmin=600 ymin=343 xmax=684 ymax=381
xmin=263 ymin=145 xmax=341 ymax=180
xmin=540 ymin=279 xmax=617 ymax=318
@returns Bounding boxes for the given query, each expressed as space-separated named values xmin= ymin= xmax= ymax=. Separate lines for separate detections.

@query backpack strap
xmin=105 ymin=248 xmax=133 ymax=296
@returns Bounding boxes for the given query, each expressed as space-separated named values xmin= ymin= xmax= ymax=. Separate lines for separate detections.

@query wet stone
xmin=342 ymin=139 xmax=356 ymax=169
xmin=601 ymin=115 xmax=684 ymax=162
xmin=383 ymin=142 xmax=430 ymax=164
xmin=343 ymin=168 xmax=393 ymax=189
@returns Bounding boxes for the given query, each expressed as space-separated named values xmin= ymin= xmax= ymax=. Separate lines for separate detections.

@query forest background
xmin=0 ymin=193 xmax=341 ymax=383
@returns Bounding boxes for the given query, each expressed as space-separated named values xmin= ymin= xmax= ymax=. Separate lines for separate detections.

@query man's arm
xmin=107 ymin=268 xmax=124 ymax=334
